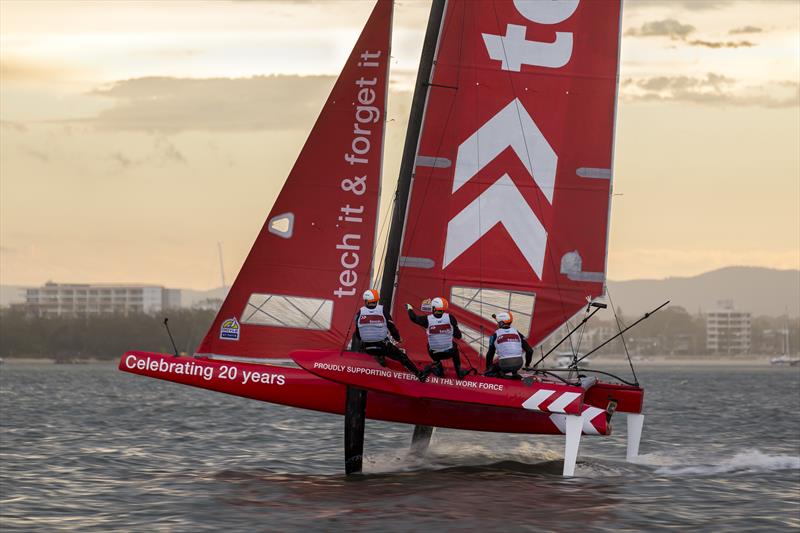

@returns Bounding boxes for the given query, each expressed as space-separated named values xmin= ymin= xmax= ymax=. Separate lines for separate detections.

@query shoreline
xmin=590 ymin=355 xmax=784 ymax=367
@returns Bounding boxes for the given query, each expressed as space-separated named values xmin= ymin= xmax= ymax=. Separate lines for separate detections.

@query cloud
xmin=0 ymin=58 xmax=79 ymax=84
xmin=626 ymin=18 xmax=758 ymax=49
xmin=83 ymin=75 xmax=336 ymax=132
xmin=729 ymin=25 xmax=762 ymax=35
xmin=109 ymin=136 xmax=186 ymax=170
xmin=626 ymin=18 xmax=695 ymax=39
xmin=623 ymin=1 xmax=732 ymax=10
xmin=680 ymin=0 xmax=733 ymax=10
xmin=623 ymin=74 xmax=799 ymax=108
xmin=688 ymin=39 xmax=755 ymax=49
xmin=20 ymin=147 xmax=50 ymax=163
xmin=0 ymin=121 xmax=28 ymax=133
xmin=111 ymin=152 xmax=134 ymax=169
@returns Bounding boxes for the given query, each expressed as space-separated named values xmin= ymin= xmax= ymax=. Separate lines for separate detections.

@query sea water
xmin=1 ymin=362 xmax=798 ymax=531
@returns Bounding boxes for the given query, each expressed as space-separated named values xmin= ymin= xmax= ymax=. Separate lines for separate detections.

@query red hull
xmin=293 ymin=349 xmax=588 ymax=414
xmin=119 ymin=351 xmax=643 ymax=435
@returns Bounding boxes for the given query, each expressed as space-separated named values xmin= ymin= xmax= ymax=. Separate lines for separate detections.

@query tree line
xmin=0 ymin=308 xmax=216 ymax=359
xmin=0 ymin=305 xmax=796 ymax=359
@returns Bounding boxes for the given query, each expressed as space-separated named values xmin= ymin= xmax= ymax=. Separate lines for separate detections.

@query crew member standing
xmin=406 ymin=297 xmax=467 ymax=380
xmin=484 ymin=312 xmax=533 ymax=379
xmin=353 ymin=289 xmax=425 ymax=381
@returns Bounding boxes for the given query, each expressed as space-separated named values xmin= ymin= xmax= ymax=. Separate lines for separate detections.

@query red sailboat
xmin=119 ymin=0 xmax=645 ymax=477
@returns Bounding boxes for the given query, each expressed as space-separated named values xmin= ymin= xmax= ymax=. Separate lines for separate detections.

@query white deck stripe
xmin=522 ymin=389 xmax=555 ymax=411
xmin=547 ymin=391 xmax=582 ymax=413
xmin=581 ymin=407 xmax=604 ymax=435
xmin=550 ymin=406 xmax=606 ymax=435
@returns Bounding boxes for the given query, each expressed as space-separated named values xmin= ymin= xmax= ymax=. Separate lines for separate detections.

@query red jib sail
xmin=197 ymin=0 xmax=393 ymax=359
xmin=392 ymin=0 xmax=622 ymax=360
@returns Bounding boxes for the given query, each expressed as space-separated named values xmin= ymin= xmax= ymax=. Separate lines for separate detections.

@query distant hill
xmin=607 ymin=267 xmax=799 ymax=318
xmin=3 ymin=266 xmax=797 ymax=317
xmin=180 ymin=266 xmax=800 ymax=318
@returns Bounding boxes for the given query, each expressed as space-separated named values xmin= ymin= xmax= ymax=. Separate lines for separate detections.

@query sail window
xmin=450 ymin=287 xmax=535 ymax=336
xmin=241 ymin=293 xmax=332 ymax=330
xmin=268 ymin=213 xmax=294 ymax=239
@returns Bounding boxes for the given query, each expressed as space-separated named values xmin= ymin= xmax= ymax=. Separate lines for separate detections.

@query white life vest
xmin=357 ymin=305 xmax=389 ymax=342
xmin=494 ymin=327 xmax=523 ymax=359
xmin=426 ymin=313 xmax=454 ymax=352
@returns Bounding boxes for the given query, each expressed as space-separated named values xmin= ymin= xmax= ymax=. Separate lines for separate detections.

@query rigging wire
xmin=387 ymin=4 xmax=464 ymax=304
xmin=573 ymin=306 xmax=591 ymax=363
xmin=373 ymin=193 xmax=397 ymax=288
xmin=487 ymin=2 xmax=605 ymax=350
xmin=386 ymin=4 xmax=480 ymax=371
xmin=605 ymin=286 xmax=639 ymax=385
xmin=472 ymin=2 xmax=487 ymax=375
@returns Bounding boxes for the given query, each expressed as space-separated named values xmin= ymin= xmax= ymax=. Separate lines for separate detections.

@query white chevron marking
xmin=547 ymin=391 xmax=582 ymax=413
xmin=550 ymin=406 xmax=606 ymax=435
xmin=521 ymin=389 xmax=555 ymax=411
xmin=443 ymin=174 xmax=548 ymax=277
xmin=453 ymin=98 xmax=557 ymax=203
xmin=581 ymin=407 xmax=604 ymax=435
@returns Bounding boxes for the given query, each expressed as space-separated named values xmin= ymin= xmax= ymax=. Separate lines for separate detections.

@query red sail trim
xmin=197 ymin=0 xmax=393 ymax=359
xmin=392 ymin=0 xmax=622 ymax=363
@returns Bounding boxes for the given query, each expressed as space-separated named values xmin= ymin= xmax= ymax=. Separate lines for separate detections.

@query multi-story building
xmin=23 ymin=282 xmax=181 ymax=316
xmin=706 ymin=300 xmax=751 ymax=354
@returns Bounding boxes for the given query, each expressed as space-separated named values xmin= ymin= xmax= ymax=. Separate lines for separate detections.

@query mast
xmin=378 ymin=0 xmax=446 ymax=309
xmin=217 ymin=241 xmax=227 ymax=290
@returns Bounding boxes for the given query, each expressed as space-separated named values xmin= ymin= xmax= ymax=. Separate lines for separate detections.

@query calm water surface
xmin=1 ymin=362 xmax=798 ymax=531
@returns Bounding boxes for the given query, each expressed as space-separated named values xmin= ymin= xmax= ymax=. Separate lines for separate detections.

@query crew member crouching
xmin=406 ymin=297 xmax=468 ymax=380
xmin=354 ymin=289 xmax=426 ymax=382
xmin=484 ymin=312 xmax=533 ymax=379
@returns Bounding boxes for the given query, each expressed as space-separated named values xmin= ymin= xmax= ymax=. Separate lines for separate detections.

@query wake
xmin=637 ymin=450 xmax=800 ymax=476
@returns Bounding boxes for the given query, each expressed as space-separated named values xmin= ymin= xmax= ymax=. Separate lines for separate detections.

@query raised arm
xmin=405 ymin=305 xmax=428 ymax=328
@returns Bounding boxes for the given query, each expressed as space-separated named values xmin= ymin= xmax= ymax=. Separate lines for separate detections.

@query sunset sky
xmin=1 ymin=0 xmax=798 ymax=290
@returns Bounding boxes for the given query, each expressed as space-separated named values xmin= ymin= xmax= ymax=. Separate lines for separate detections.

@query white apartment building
xmin=24 ymin=282 xmax=181 ymax=316
xmin=706 ymin=300 xmax=751 ymax=354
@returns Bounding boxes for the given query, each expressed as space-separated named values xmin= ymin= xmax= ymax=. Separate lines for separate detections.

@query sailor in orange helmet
xmin=353 ymin=289 xmax=426 ymax=382
xmin=406 ymin=297 xmax=467 ymax=380
xmin=484 ymin=311 xmax=533 ymax=379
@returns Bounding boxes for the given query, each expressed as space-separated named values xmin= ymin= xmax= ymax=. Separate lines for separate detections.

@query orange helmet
xmin=496 ymin=311 xmax=513 ymax=326
xmin=431 ymin=297 xmax=448 ymax=312
xmin=362 ymin=289 xmax=379 ymax=304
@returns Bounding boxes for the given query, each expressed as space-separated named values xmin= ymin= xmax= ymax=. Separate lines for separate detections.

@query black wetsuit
xmin=484 ymin=328 xmax=534 ymax=375
xmin=407 ymin=308 xmax=465 ymax=378
xmin=353 ymin=306 xmax=421 ymax=376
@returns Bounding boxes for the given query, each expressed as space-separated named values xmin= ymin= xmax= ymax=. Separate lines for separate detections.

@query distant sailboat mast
xmin=217 ymin=242 xmax=227 ymax=291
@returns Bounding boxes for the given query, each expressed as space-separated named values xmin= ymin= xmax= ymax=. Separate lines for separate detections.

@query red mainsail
xmin=392 ymin=0 xmax=622 ymax=360
xmin=197 ymin=0 xmax=393 ymax=359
